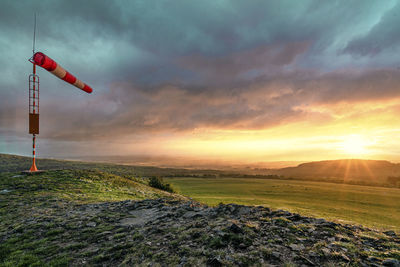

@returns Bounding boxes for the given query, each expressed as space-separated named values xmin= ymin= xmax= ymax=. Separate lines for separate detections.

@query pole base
xmin=29 ymin=159 xmax=38 ymax=172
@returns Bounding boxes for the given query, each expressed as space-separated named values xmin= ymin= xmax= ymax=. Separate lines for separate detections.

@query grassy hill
xmin=276 ymin=159 xmax=400 ymax=179
xmin=0 ymin=153 xmax=226 ymax=179
xmin=0 ymin=167 xmax=185 ymax=266
xmin=251 ymin=159 xmax=400 ymax=188
xmin=2 ymin=154 xmax=400 ymax=188
xmin=0 ymin=154 xmax=399 ymax=266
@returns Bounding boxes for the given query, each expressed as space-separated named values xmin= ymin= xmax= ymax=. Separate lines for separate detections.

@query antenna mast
xmin=33 ymin=13 xmax=36 ymax=55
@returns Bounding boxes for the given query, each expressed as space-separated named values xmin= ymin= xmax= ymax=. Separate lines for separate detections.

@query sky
xmin=1 ymin=0 xmax=400 ymax=164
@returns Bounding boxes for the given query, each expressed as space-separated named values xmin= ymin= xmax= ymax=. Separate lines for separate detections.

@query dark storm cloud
xmin=1 ymin=0 xmax=400 ymax=149
xmin=179 ymin=42 xmax=310 ymax=83
xmin=343 ymin=1 xmax=400 ymax=56
xmin=36 ymin=67 xmax=400 ymax=141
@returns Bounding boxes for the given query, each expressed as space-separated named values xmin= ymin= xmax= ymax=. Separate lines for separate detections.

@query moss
xmin=209 ymin=236 xmax=225 ymax=249
xmin=91 ymin=253 xmax=111 ymax=264
xmin=48 ymin=256 xmax=72 ymax=267
xmin=65 ymin=243 xmax=86 ymax=251
xmin=273 ymin=217 xmax=291 ymax=227
xmin=46 ymin=228 xmax=65 ymax=237
xmin=1 ymin=250 xmax=43 ymax=267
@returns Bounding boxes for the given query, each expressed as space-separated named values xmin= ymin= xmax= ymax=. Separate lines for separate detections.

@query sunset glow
xmin=339 ymin=135 xmax=370 ymax=155
xmin=2 ymin=1 xmax=400 ymax=165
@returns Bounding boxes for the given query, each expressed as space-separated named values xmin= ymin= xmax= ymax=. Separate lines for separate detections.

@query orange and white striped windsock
xmin=32 ymin=52 xmax=93 ymax=93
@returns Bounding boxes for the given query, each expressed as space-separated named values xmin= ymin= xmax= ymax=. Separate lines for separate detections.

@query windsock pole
xmin=29 ymin=13 xmax=39 ymax=172
xmin=29 ymin=62 xmax=38 ymax=172
xmin=26 ymin=14 xmax=93 ymax=173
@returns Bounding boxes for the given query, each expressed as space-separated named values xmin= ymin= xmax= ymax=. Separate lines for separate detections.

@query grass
xmin=0 ymin=169 xmax=174 ymax=204
xmin=0 ymin=164 xmax=399 ymax=265
xmin=0 ymin=169 xmax=183 ymax=266
xmin=166 ymin=177 xmax=400 ymax=231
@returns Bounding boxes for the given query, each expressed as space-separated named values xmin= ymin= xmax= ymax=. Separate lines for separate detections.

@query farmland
xmin=166 ymin=177 xmax=400 ymax=231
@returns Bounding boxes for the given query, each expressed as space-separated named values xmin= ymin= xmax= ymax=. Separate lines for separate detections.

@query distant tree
xmin=387 ymin=176 xmax=400 ymax=187
xmin=148 ymin=176 xmax=174 ymax=193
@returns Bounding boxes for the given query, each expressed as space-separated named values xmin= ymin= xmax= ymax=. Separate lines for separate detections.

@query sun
xmin=339 ymin=134 xmax=370 ymax=155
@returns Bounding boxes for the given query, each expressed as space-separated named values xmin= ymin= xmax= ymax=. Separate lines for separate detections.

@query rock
xmin=289 ymin=244 xmax=305 ymax=251
xmin=368 ymin=256 xmax=380 ymax=262
xmin=86 ymin=221 xmax=96 ymax=227
xmin=0 ymin=189 xmax=11 ymax=194
xmin=235 ymin=206 xmax=252 ymax=216
xmin=179 ymin=256 xmax=187 ymax=265
xmin=321 ymin=248 xmax=330 ymax=256
xmin=321 ymin=221 xmax=338 ymax=228
xmin=271 ymin=251 xmax=281 ymax=259
xmin=309 ymin=251 xmax=318 ymax=257
xmin=229 ymin=223 xmax=243 ymax=233
xmin=340 ymin=253 xmax=350 ymax=262
xmin=206 ymin=257 xmax=222 ymax=267
xmin=383 ymin=259 xmax=400 ymax=267
xmin=100 ymin=231 xmax=112 ymax=236
xmin=307 ymin=227 xmax=316 ymax=233
xmin=288 ymin=214 xmax=302 ymax=221
xmin=238 ymin=243 xmax=247 ymax=249
xmin=121 ymin=208 xmax=160 ymax=226
xmin=4 ymin=193 xmax=398 ymax=266
xmin=383 ymin=231 xmax=397 ymax=237
xmin=183 ymin=211 xmax=203 ymax=219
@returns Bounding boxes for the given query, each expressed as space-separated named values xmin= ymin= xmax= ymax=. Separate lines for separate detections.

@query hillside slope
xmin=0 ymin=153 xmax=226 ymax=178
xmin=0 ymin=169 xmax=399 ymax=266
xmin=256 ymin=159 xmax=400 ymax=187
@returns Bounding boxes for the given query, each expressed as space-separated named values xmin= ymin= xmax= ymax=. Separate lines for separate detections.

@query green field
xmin=166 ymin=177 xmax=400 ymax=231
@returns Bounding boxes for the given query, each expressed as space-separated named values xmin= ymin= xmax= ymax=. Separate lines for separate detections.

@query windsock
xmin=32 ymin=52 xmax=93 ymax=93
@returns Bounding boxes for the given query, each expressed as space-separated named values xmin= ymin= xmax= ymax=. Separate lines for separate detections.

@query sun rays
xmin=338 ymin=134 xmax=372 ymax=156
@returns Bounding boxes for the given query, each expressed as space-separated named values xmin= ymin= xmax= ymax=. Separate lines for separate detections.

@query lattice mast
xmin=28 ymin=13 xmax=39 ymax=172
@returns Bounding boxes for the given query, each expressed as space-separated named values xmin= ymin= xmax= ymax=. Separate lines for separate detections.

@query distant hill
xmin=1 ymin=153 xmax=400 ymax=188
xmin=259 ymin=159 xmax=400 ymax=187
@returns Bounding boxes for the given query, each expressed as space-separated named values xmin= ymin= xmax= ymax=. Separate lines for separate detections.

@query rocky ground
xmin=0 ymin=170 xmax=399 ymax=266
xmin=1 ymin=198 xmax=400 ymax=266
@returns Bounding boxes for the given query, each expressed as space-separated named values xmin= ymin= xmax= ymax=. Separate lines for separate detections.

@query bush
xmin=148 ymin=176 xmax=174 ymax=193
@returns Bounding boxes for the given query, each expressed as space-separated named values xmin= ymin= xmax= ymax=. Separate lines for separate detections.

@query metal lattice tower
xmin=28 ymin=64 xmax=39 ymax=172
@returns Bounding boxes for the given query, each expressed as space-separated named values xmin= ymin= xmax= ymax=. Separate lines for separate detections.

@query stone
xmin=383 ymin=231 xmax=397 ymax=237
xmin=382 ymin=259 xmax=400 ymax=267
xmin=206 ymin=257 xmax=222 ymax=267
xmin=0 ymin=189 xmax=11 ymax=194
xmin=229 ymin=223 xmax=243 ymax=234
xmin=272 ymin=252 xmax=281 ymax=259
xmin=183 ymin=211 xmax=203 ymax=219
xmin=321 ymin=248 xmax=330 ymax=256
xmin=288 ymin=214 xmax=302 ymax=221
xmin=289 ymin=244 xmax=305 ymax=251
xmin=315 ymin=218 xmax=326 ymax=224
xmin=238 ymin=243 xmax=247 ymax=249
xmin=340 ymin=253 xmax=350 ymax=262
xmin=86 ymin=221 xmax=96 ymax=227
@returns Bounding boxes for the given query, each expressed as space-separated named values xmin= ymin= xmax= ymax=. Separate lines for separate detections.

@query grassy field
xmin=166 ymin=177 xmax=400 ymax=231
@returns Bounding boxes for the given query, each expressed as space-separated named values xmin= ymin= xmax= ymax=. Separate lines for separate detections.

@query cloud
xmin=179 ymin=42 xmax=309 ymax=84
xmin=1 ymin=0 xmax=400 ymax=157
xmin=23 ymin=67 xmax=398 ymax=142
xmin=343 ymin=2 xmax=400 ymax=56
